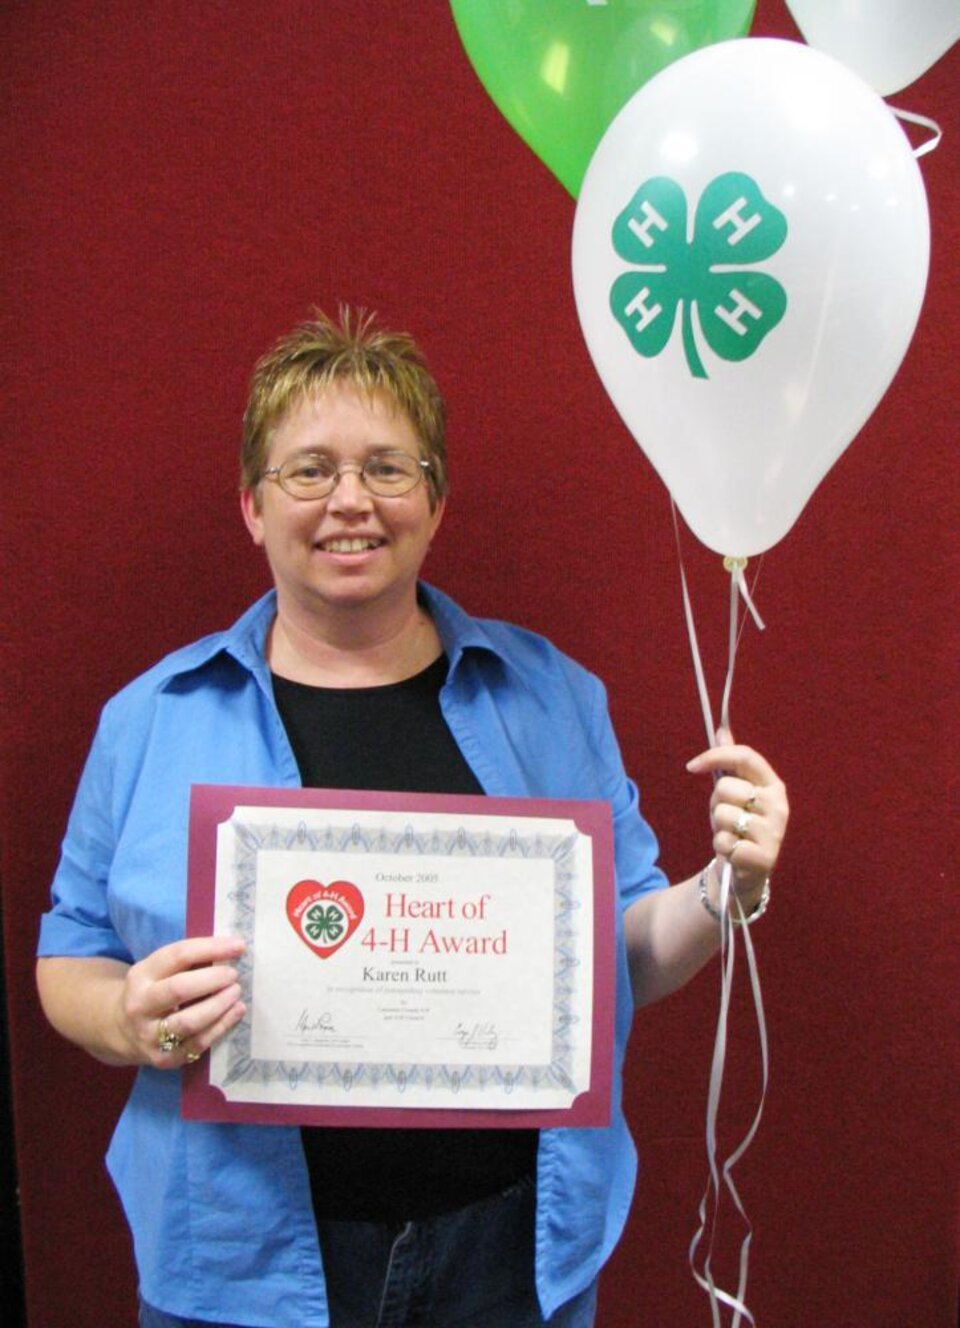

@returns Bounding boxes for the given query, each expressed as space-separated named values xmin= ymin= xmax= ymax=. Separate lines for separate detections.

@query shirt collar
xmin=416 ymin=582 xmax=505 ymax=673
xmin=159 ymin=584 xmax=508 ymax=688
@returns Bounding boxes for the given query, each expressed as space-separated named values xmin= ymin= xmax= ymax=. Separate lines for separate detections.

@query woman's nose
xmin=327 ymin=465 xmax=373 ymax=512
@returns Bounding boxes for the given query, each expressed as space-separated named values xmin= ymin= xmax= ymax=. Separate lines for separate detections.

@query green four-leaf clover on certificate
xmin=304 ymin=902 xmax=345 ymax=944
xmin=610 ymin=173 xmax=788 ymax=379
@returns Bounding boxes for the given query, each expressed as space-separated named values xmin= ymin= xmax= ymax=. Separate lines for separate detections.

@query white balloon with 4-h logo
xmin=571 ymin=37 xmax=930 ymax=558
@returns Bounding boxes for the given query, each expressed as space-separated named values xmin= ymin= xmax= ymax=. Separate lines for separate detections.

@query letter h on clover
xmin=609 ymin=172 xmax=788 ymax=379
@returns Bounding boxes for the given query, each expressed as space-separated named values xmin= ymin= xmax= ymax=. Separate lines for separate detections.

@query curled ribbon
xmin=671 ymin=504 xmax=770 ymax=1325
xmin=891 ymin=106 xmax=942 ymax=158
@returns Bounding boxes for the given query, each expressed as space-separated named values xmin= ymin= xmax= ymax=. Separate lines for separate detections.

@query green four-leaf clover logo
xmin=305 ymin=902 xmax=345 ymax=944
xmin=610 ymin=172 xmax=788 ymax=379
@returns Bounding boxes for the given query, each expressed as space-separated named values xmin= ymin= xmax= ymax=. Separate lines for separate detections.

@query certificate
xmin=183 ymin=785 xmax=615 ymax=1129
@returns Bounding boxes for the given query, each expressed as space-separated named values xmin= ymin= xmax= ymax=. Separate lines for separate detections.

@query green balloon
xmin=450 ymin=0 xmax=756 ymax=196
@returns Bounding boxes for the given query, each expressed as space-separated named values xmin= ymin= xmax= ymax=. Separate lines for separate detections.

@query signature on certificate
xmin=454 ymin=1021 xmax=499 ymax=1051
xmin=294 ymin=1009 xmax=336 ymax=1035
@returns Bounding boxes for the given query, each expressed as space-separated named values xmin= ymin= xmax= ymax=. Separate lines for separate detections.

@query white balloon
xmin=571 ymin=38 xmax=930 ymax=558
xmin=785 ymin=0 xmax=960 ymax=96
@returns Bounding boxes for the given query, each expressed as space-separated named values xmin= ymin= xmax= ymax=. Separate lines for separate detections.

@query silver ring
xmin=734 ymin=811 xmax=753 ymax=838
xmin=157 ymin=1017 xmax=183 ymax=1053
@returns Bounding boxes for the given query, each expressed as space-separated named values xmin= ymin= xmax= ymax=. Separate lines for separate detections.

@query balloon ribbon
xmin=671 ymin=503 xmax=770 ymax=1326
xmin=890 ymin=107 xmax=942 ymax=159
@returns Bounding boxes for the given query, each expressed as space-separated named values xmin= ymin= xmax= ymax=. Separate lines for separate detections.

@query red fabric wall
xmin=3 ymin=3 xmax=956 ymax=1325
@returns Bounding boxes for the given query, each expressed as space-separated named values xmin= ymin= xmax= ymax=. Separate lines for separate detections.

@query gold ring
xmin=184 ymin=1049 xmax=202 ymax=1064
xmin=157 ymin=1018 xmax=183 ymax=1053
xmin=743 ymin=787 xmax=758 ymax=813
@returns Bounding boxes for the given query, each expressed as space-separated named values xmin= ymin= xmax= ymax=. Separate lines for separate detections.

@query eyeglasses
xmin=261 ymin=451 xmax=432 ymax=501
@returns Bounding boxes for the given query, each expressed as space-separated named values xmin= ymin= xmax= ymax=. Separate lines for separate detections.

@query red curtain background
xmin=3 ymin=3 xmax=957 ymax=1325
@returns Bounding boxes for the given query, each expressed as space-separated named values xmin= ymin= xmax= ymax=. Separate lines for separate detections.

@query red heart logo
xmin=286 ymin=879 xmax=365 ymax=959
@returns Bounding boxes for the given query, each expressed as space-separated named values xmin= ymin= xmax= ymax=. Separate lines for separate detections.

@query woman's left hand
xmin=686 ymin=728 xmax=789 ymax=908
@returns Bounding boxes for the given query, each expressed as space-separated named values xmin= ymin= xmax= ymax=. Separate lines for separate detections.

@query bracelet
xmin=698 ymin=858 xmax=771 ymax=927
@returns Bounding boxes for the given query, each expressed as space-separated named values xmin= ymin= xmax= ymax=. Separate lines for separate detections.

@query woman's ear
xmin=428 ymin=494 xmax=447 ymax=544
xmin=240 ymin=486 xmax=265 ymax=546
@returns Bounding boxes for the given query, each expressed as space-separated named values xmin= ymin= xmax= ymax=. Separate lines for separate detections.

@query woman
xmin=37 ymin=308 xmax=788 ymax=1328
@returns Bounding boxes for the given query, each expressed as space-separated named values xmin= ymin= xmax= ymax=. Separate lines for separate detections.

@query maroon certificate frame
xmin=183 ymin=786 xmax=616 ymax=1131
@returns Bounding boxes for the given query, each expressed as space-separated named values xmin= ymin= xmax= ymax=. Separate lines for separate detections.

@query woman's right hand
xmin=118 ymin=935 xmax=247 ymax=1068
xmin=37 ymin=935 xmax=247 ymax=1068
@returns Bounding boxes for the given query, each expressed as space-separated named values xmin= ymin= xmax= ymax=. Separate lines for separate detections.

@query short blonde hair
xmin=241 ymin=306 xmax=448 ymax=508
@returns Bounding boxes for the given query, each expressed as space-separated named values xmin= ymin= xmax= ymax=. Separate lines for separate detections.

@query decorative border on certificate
xmin=183 ymin=786 xmax=615 ymax=1129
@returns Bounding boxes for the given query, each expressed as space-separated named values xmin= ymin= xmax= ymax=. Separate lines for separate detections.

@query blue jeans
xmin=139 ymin=1176 xmax=597 ymax=1327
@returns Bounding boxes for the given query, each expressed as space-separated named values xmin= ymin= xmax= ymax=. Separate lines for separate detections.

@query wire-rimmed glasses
xmin=261 ymin=450 xmax=432 ymax=501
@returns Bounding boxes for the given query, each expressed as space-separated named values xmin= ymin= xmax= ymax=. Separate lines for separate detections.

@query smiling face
xmin=241 ymin=382 xmax=445 ymax=630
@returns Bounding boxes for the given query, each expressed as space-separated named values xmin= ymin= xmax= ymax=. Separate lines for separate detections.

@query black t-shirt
xmin=271 ymin=657 xmax=538 ymax=1221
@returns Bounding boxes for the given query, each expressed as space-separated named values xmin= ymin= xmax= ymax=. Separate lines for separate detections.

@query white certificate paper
xmin=184 ymin=786 xmax=615 ymax=1128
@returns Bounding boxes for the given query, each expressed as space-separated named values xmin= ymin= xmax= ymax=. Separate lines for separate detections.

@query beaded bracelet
xmin=698 ymin=858 xmax=771 ymax=927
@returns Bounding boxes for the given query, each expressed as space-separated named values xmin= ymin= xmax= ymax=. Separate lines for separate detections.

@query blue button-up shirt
xmin=39 ymin=586 xmax=667 ymax=1324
